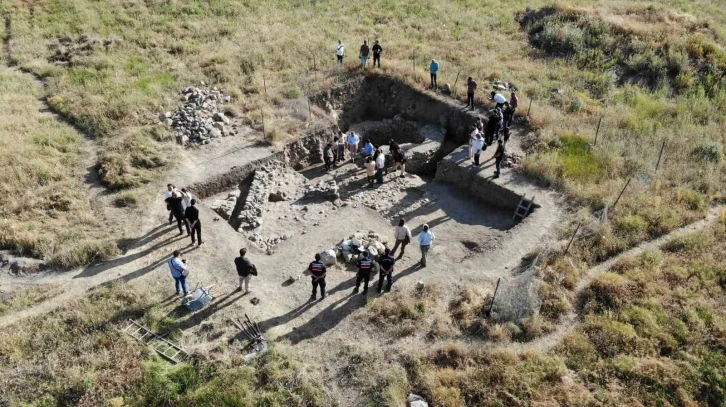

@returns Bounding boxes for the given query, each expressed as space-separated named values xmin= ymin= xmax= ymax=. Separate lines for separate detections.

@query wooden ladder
xmin=513 ymin=195 xmax=535 ymax=220
xmin=122 ymin=319 xmax=189 ymax=364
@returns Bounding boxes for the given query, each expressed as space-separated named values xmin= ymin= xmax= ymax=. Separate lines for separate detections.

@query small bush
xmin=586 ymin=273 xmax=638 ymax=311
xmin=281 ymin=85 xmax=303 ymax=99
xmin=693 ymin=140 xmax=723 ymax=163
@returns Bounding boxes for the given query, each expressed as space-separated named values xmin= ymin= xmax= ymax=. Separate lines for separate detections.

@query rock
xmin=319 ymin=249 xmax=337 ymax=266
xmin=333 ymin=199 xmax=343 ymax=207
xmin=250 ymin=297 xmax=260 ymax=305
xmin=286 ymin=275 xmax=300 ymax=283
xmin=442 ymin=83 xmax=452 ymax=94
xmin=213 ymin=112 xmax=230 ymax=124
xmin=210 ymin=199 xmax=235 ymax=220
xmin=209 ymin=128 xmax=222 ymax=138
xmin=213 ymin=122 xmax=225 ymax=131
xmin=268 ymin=191 xmax=287 ymax=202
xmin=407 ymin=394 xmax=429 ymax=407
xmin=415 ymin=281 xmax=425 ymax=290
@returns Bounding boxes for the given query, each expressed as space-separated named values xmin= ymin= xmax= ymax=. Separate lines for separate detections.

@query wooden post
xmin=654 ymin=140 xmax=666 ymax=172
xmin=564 ymin=222 xmax=582 ymax=255
xmin=260 ymin=108 xmax=266 ymax=140
xmin=484 ymin=278 xmax=501 ymax=317
xmin=593 ymin=116 xmax=602 ymax=146
xmin=611 ymin=178 xmax=631 ymax=211
xmin=452 ymin=69 xmax=461 ymax=96
xmin=527 ymin=99 xmax=533 ymax=116
xmin=307 ymin=97 xmax=312 ymax=121
xmin=262 ymin=72 xmax=267 ymax=96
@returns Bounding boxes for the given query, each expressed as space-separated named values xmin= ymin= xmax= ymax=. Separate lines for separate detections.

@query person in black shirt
xmin=234 ymin=248 xmax=257 ymax=293
xmin=168 ymin=190 xmax=190 ymax=236
xmin=494 ymin=139 xmax=506 ymax=178
xmin=501 ymin=102 xmax=513 ymax=130
xmin=372 ymin=40 xmax=383 ymax=68
xmin=308 ymin=253 xmax=327 ymax=300
xmin=359 ymin=41 xmax=370 ymax=68
xmin=184 ymin=199 xmax=203 ymax=246
xmin=377 ymin=248 xmax=396 ymax=293
xmin=484 ymin=113 xmax=501 ymax=146
xmin=353 ymin=251 xmax=375 ymax=295
xmin=323 ymin=142 xmax=334 ymax=172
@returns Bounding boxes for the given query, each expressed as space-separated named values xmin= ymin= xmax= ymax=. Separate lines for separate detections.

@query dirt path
xmin=507 ymin=205 xmax=724 ymax=353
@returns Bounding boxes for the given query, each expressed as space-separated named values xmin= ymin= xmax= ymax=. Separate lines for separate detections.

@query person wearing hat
xmin=417 ymin=224 xmax=435 ymax=267
xmin=308 ymin=253 xmax=327 ymax=300
xmin=429 ymin=59 xmax=439 ymax=90
xmin=493 ymin=138 xmax=506 ymax=178
xmin=353 ymin=251 xmax=375 ymax=295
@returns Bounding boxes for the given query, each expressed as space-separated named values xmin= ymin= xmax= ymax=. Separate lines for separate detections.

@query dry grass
xmin=0 ymin=64 xmax=118 ymax=268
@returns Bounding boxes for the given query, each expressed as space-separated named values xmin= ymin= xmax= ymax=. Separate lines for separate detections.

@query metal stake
xmin=527 ymin=99 xmax=533 ymax=116
xmin=564 ymin=222 xmax=582 ymax=255
xmin=655 ymin=140 xmax=666 ymax=172
xmin=452 ymin=69 xmax=461 ymax=96
xmin=611 ymin=178 xmax=631 ymax=211
xmin=593 ymin=116 xmax=602 ymax=146
xmin=484 ymin=278 xmax=501 ymax=317
xmin=260 ymin=108 xmax=266 ymax=140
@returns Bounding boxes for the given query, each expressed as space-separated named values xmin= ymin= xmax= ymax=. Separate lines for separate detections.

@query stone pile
xmin=303 ymin=180 xmax=340 ymax=201
xmin=504 ymin=151 xmax=522 ymax=168
xmin=160 ymin=85 xmax=242 ymax=146
xmin=235 ymin=169 xmax=272 ymax=231
xmin=492 ymin=80 xmax=517 ymax=92
xmin=334 ymin=231 xmax=390 ymax=264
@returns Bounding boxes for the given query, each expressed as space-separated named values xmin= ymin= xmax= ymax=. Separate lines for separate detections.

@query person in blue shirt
xmin=362 ymin=139 xmax=374 ymax=159
xmin=417 ymin=224 xmax=435 ymax=267
xmin=167 ymin=250 xmax=189 ymax=296
xmin=429 ymin=59 xmax=439 ymax=90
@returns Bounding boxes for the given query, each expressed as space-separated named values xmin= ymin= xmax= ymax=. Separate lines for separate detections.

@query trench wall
xmin=189 ymin=124 xmax=338 ymax=199
xmin=310 ymin=74 xmax=480 ymax=146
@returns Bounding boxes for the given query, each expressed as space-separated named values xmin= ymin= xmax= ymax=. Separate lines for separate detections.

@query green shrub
xmin=281 ymin=85 xmax=303 ymax=99
xmin=693 ymin=139 xmax=723 ymax=163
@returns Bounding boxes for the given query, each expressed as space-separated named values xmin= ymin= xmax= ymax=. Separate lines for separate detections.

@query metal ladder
xmin=513 ymin=195 xmax=535 ymax=220
xmin=122 ymin=319 xmax=189 ymax=364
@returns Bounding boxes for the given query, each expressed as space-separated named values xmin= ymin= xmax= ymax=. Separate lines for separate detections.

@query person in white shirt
xmin=336 ymin=40 xmax=345 ymax=64
xmin=489 ymin=91 xmax=507 ymax=109
xmin=417 ymin=224 xmax=435 ymax=267
xmin=391 ymin=219 xmax=412 ymax=259
xmin=469 ymin=123 xmax=480 ymax=159
xmin=164 ymin=184 xmax=178 ymax=225
xmin=180 ymin=188 xmax=195 ymax=211
xmin=364 ymin=156 xmax=376 ymax=187
xmin=472 ymin=133 xmax=485 ymax=166
xmin=346 ymin=132 xmax=360 ymax=158
xmin=375 ymin=149 xmax=385 ymax=184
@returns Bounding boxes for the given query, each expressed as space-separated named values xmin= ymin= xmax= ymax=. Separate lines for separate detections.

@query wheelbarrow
xmin=181 ymin=283 xmax=215 ymax=312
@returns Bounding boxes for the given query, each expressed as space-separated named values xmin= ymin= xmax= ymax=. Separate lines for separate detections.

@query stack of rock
xmin=303 ymin=180 xmax=340 ymax=201
xmin=235 ymin=169 xmax=272 ymax=231
xmin=504 ymin=152 xmax=522 ymax=168
xmin=335 ymin=231 xmax=389 ymax=264
xmin=160 ymin=86 xmax=241 ymax=146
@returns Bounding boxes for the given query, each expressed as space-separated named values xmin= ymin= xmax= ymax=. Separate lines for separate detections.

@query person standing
xmin=332 ymin=136 xmax=341 ymax=166
xmin=394 ymin=147 xmax=407 ymax=178
xmin=429 ymin=59 xmax=439 ymax=90
xmin=359 ymin=41 xmax=370 ymax=68
xmin=336 ymin=132 xmax=347 ymax=164
xmin=489 ymin=91 xmax=506 ymax=109
xmin=508 ymin=92 xmax=519 ymax=127
xmin=466 ymin=77 xmax=478 ymax=109
xmin=164 ymin=184 xmax=178 ymax=225
xmin=346 ymin=132 xmax=360 ymax=158
xmin=168 ymin=250 xmax=188 ymax=296
xmin=387 ymin=139 xmax=399 ymax=175
xmin=323 ymin=142 xmax=334 ymax=172
xmin=375 ymin=148 xmax=385 ymax=184
xmin=184 ymin=199 xmax=203 ymax=246
xmin=469 ymin=123 xmax=480 ymax=159
xmin=472 ymin=133 xmax=485 ymax=166
xmin=390 ymin=219 xmax=412 ymax=259
xmin=377 ymin=248 xmax=396 ymax=293
xmin=235 ymin=248 xmax=257 ymax=294
xmin=336 ymin=40 xmax=345 ymax=64
xmin=353 ymin=251 xmax=374 ymax=295
xmin=169 ymin=190 xmax=190 ymax=236
xmin=475 ymin=117 xmax=484 ymax=133
xmin=180 ymin=188 xmax=195 ymax=212
xmin=417 ymin=224 xmax=435 ymax=267
xmin=485 ymin=111 xmax=502 ymax=145
xmin=362 ymin=139 xmax=375 ymax=160
xmin=308 ymin=253 xmax=327 ymax=300
xmin=364 ymin=156 xmax=376 ymax=187
xmin=372 ymin=40 xmax=383 ymax=68
xmin=502 ymin=102 xmax=514 ymax=130
xmin=493 ymin=139 xmax=506 ymax=178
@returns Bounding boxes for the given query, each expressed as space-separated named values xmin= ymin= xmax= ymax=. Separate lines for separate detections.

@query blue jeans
xmin=174 ymin=275 xmax=188 ymax=295
xmin=360 ymin=56 xmax=368 ymax=67
xmin=376 ymin=168 xmax=384 ymax=184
